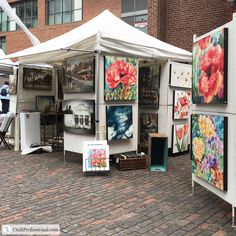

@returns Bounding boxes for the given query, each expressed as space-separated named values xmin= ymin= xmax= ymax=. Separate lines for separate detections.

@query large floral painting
xmin=169 ymin=62 xmax=192 ymax=88
xmin=173 ymin=90 xmax=191 ymax=120
xmin=192 ymin=28 xmax=228 ymax=104
xmin=191 ymin=114 xmax=227 ymax=191
xmin=106 ymin=106 xmax=133 ymax=141
xmin=104 ymin=56 xmax=137 ymax=101
xmin=139 ymin=65 xmax=160 ymax=107
xmin=172 ymin=124 xmax=189 ymax=154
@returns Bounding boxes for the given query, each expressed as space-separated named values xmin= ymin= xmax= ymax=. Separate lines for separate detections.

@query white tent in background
xmin=6 ymin=10 xmax=192 ymax=64
xmin=0 ymin=49 xmax=15 ymax=66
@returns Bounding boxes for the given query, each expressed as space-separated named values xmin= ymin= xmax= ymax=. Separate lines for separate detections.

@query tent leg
xmin=192 ymin=179 xmax=195 ymax=195
xmin=14 ymin=113 xmax=20 ymax=151
xmin=63 ymin=150 xmax=66 ymax=162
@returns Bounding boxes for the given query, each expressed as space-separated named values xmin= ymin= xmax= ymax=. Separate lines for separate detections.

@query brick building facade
xmin=1 ymin=0 xmax=236 ymax=55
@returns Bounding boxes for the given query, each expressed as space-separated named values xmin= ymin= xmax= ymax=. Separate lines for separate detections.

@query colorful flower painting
xmin=192 ymin=28 xmax=228 ymax=104
xmin=172 ymin=124 xmax=189 ymax=154
xmin=191 ymin=114 xmax=227 ymax=191
xmin=173 ymin=90 xmax=191 ymax=120
xmin=104 ymin=56 xmax=137 ymax=101
xmin=106 ymin=106 xmax=133 ymax=141
xmin=169 ymin=62 xmax=192 ymax=88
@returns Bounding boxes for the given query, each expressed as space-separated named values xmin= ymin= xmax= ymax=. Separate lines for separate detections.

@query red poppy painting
xmin=192 ymin=28 xmax=228 ymax=104
xmin=104 ymin=56 xmax=137 ymax=101
xmin=172 ymin=124 xmax=189 ymax=154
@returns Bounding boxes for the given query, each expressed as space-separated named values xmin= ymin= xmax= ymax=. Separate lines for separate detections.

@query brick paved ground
xmin=0 ymin=147 xmax=235 ymax=236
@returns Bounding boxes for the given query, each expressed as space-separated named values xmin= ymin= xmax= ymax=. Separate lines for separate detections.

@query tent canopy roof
xmin=6 ymin=10 xmax=192 ymax=64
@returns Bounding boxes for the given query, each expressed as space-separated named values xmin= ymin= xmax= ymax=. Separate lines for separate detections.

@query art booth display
xmin=23 ymin=67 xmax=53 ymax=90
xmin=192 ymin=28 xmax=228 ymax=104
xmin=172 ymin=123 xmax=189 ymax=154
xmin=106 ymin=105 xmax=133 ymax=141
xmin=139 ymin=65 xmax=160 ymax=107
xmin=140 ymin=113 xmax=158 ymax=146
xmin=191 ymin=114 xmax=228 ymax=191
xmin=169 ymin=62 xmax=192 ymax=88
xmin=83 ymin=141 xmax=109 ymax=172
xmin=63 ymin=56 xmax=95 ymax=93
xmin=36 ymin=96 xmax=55 ymax=113
xmin=104 ymin=56 xmax=138 ymax=101
xmin=9 ymin=74 xmax=17 ymax=95
xmin=173 ymin=90 xmax=191 ymax=120
xmin=63 ymin=100 xmax=95 ymax=135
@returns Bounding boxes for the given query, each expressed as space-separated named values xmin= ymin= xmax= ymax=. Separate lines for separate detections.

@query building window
xmin=0 ymin=0 xmax=37 ymax=32
xmin=0 ymin=37 xmax=6 ymax=52
xmin=121 ymin=0 xmax=148 ymax=33
xmin=47 ymin=0 xmax=82 ymax=25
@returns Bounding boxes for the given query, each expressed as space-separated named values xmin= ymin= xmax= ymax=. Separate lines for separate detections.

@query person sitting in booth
xmin=0 ymin=81 xmax=10 ymax=114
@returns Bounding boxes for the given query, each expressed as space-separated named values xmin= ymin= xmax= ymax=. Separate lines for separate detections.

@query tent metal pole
xmin=14 ymin=67 xmax=20 ymax=151
xmin=95 ymin=52 xmax=100 ymax=140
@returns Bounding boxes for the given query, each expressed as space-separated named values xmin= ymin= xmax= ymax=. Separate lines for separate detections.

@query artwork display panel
xmin=57 ymin=69 xmax=64 ymax=100
xmin=191 ymin=114 xmax=227 ymax=191
xmin=36 ymin=96 xmax=55 ymax=113
xmin=106 ymin=105 xmax=133 ymax=141
xmin=172 ymin=123 xmax=189 ymax=154
xmin=9 ymin=74 xmax=17 ymax=95
xmin=63 ymin=100 xmax=95 ymax=135
xmin=63 ymin=56 xmax=95 ymax=93
xmin=192 ymin=28 xmax=228 ymax=104
xmin=83 ymin=141 xmax=110 ymax=172
xmin=140 ymin=113 xmax=158 ymax=146
xmin=104 ymin=56 xmax=137 ymax=101
xmin=173 ymin=90 xmax=191 ymax=120
xmin=139 ymin=65 xmax=160 ymax=107
xmin=169 ymin=62 xmax=192 ymax=88
xmin=23 ymin=67 xmax=52 ymax=90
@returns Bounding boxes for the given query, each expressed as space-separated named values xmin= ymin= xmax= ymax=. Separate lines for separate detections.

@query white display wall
xmin=64 ymin=54 xmax=138 ymax=155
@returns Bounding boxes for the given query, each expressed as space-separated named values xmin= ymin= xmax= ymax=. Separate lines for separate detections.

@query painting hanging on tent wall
xmin=106 ymin=105 xmax=133 ymax=141
xmin=192 ymin=28 xmax=228 ymax=104
xmin=57 ymin=69 xmax=64 ymax=100
xmin=173 ymin=90 xmax=191 ymax=120
xmin=191 ymin=114 xmax=228 ymax=191
xmin=63 ymin=56 xmax=95 ymax=93
xmin=36 ymin=96 xmax=55 ymax=113
xmin=140 ymin=113 xmax=158 ymax=146
xmin=22 ymin=67 xmax=53 ymax=90
xmin=169 ymin=62 xmax=192 ymax=88
xmin=104 ymin=56 xmax=137 ymax=101
xmin=139 ymin=64 xmax=160 ymax=107
xmin=172 ymin=123 xmax=189 ymax=155
xmin=62 ymin=99 xmax=95 ymax=135
xmin=9 ymin=74 xmax=17 ymax=95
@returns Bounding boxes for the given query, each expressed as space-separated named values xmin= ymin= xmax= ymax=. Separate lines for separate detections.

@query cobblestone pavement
xmin=0 ymin=147 xmax=235 ymax=236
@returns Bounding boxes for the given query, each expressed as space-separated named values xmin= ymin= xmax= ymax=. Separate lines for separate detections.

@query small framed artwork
xmin=23 ymin=67 xmax=53 ymax=90
xmin=9 ymin=74 xmax=17 ymax=95
xmin=57 ymin=69 xmax=64 ymax=100
xmin=63 ymin=99 xmax=95 ymax=135
xmin=104 ymin=56 xmax=137 ymax=101
xmin=173 ymin=90 xmax=191 ymax=120
xmin=36 ymin=96 xmax=55 ymax=113
xmin=169 ymin=62 xmax=192 ymax=88
xmin=106 ymin=105 xmax=133 ymax=141
xmin=83 ymin=141 xmax=110 ymax=172
xmin=192 ymin=28 xmax=228 ymax=104
xmin=191 ymin=114 xmax=228 ymax=191
xmin=172 ymin=123 xmax=189 ymax=155
xmin=139 ymin=64 xmax=161 ymax=108
xmin=140 ymin=113 xmax=158 ymax=146
xmin=63 ymin=56 xmax=95 ymax=93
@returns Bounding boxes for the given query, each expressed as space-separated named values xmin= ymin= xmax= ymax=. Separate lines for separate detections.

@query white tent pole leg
xmin=14 ymin=113 xmax=20 ymax=151
xmin=95 ymin=52 xmax=100 ymax=140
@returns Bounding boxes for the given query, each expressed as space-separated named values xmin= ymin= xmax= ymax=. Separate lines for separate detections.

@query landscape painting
xmin=9 ymin=74 xmax=17 ymax=95
xmin=191 ymin=114 xmax=227 ymax=191
xmin=192 ymin=28 xmax=228 ymax=104
xmin=106 ymin=105 xmax=133 ymax=141
xmin=36 ymin=96 xmax=55 ymax=113
xmin=104 ymin=56 xmax=137 ymax=101
xmin=63 ymin=56 xmax=95 ymax=93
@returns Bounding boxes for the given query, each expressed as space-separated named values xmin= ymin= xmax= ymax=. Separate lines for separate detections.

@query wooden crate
xmin=116 ymin=156 xmax=146 ymax=171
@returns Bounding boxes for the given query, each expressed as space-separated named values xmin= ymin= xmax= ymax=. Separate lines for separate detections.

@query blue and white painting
xmin=106 ymin=106 xmax=133 ymax=141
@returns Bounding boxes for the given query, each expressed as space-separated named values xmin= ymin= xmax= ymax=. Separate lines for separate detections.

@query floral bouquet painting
xmin=104 ymin=56 xmax=137 ymax=101
xmin=172 ymin=124 xmax=189 ymax=154
xmin=173 ymin=90 xmax=191 ymax=120
xmin=192 ymin=28 xmax=228 ymax=104
xmin=191 ymin=114 xmax=227 ymax=191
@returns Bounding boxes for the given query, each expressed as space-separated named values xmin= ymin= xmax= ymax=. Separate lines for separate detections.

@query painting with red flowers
xmin=191 ymin=114 xmax=227 ymax=191
xmin=173 ymin=90 xmax=191 ymax=120
xmin=172 ymin=124 xmax=189 ymax=154
xmin=192 ymin=28 xmax=228 ymax=104
xmin=104 ymin=56 xmax=137 ymax=101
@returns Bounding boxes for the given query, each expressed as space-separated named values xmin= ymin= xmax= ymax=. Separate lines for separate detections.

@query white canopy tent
xmin=6 ymin=10 xmax=192 ymax=64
